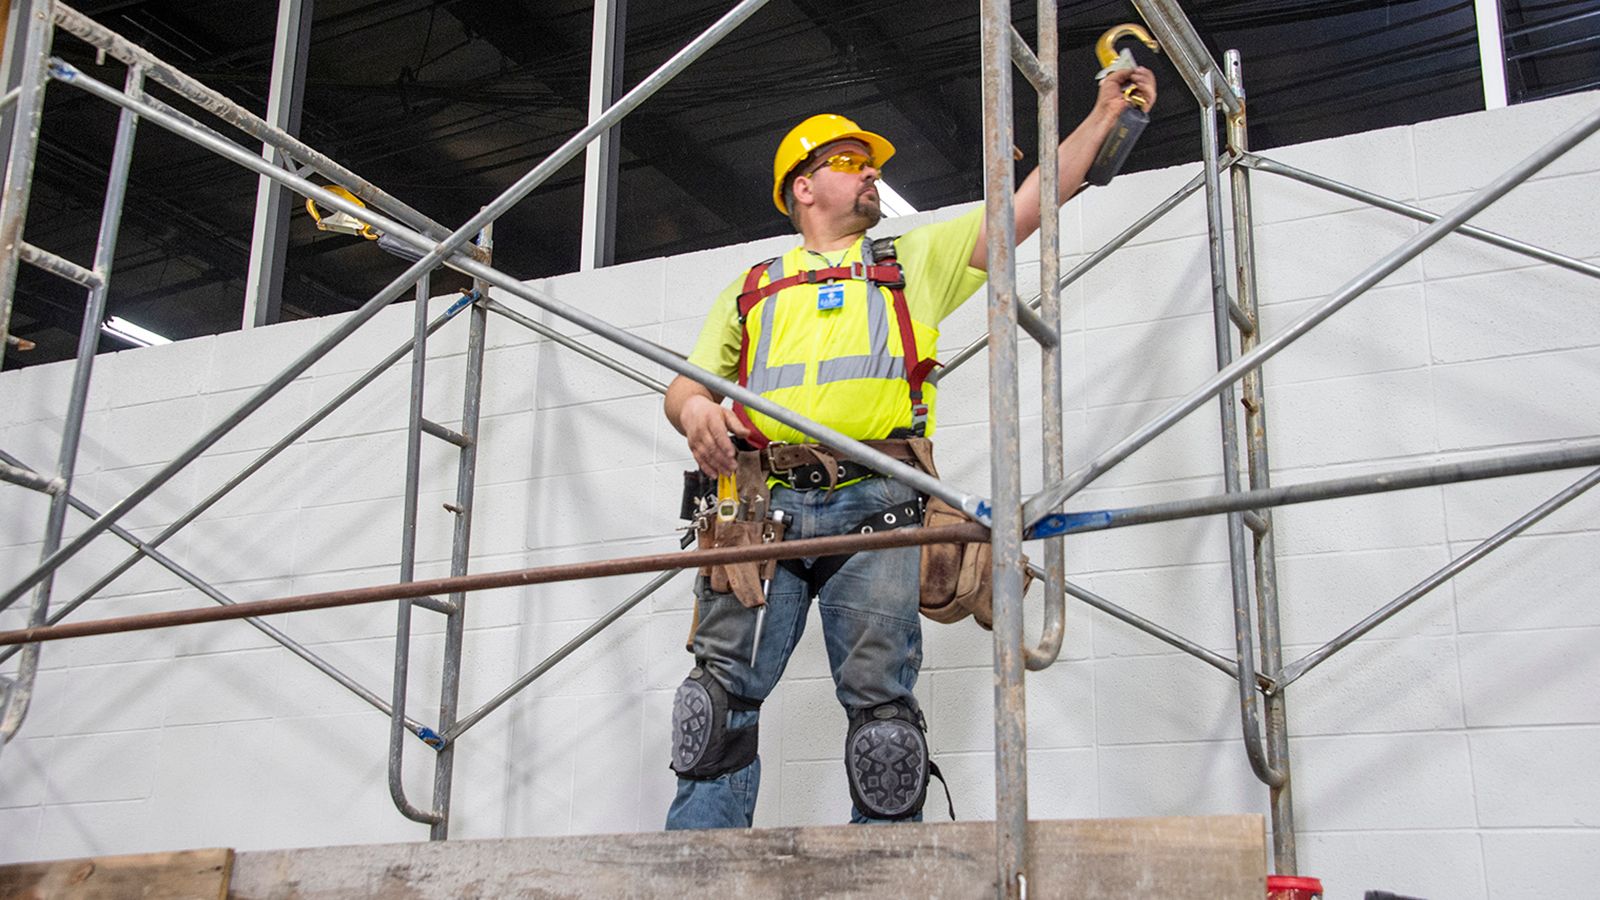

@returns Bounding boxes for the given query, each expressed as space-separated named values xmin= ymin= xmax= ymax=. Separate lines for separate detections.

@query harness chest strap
xmin=731 ymin=241 xmax=935 ymax=448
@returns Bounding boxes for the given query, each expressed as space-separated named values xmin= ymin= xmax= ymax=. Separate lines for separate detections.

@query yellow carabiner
xmin=1095 ymin=24 xmax=1160 ymax=111
xmin=305 ymin=185 xmax=379 ymax=240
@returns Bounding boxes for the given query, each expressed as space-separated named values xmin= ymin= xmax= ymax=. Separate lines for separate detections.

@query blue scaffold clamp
xmin=1027 ymin=509 xmax=1115 ymax=540
xmin=974 ymin=500 xmax=992 ymax=527
xmin=445 ymin=289 xmax=482 ymax=318
xmin=416 ymin=726 xmax=447 ymax=751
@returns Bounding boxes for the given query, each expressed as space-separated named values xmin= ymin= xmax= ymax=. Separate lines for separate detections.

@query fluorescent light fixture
xmin=101 ymin=316 xmax=172 ymax=347
xmin=876 ymin=179 xmax=920 ymax=218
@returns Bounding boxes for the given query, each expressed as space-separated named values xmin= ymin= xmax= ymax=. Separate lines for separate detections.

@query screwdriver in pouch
xmin=749 ymin=509 xmax=786 ymax=666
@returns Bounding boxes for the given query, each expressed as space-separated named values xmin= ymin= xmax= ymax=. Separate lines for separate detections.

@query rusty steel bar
xmin=980 ymin=0 xmax=1029 ymax=895
xmin=0 ymin=523 xmax=989 ymax=647
xmin=18 ymin=241 xmax=100 ymax=287
xmin=0 ymin=459 xmax=62 ymax=494
xmin=1227 ymin=48 xmax=1297 ymax=872
xmin=0 ymin=0 xmax=53 ymax=372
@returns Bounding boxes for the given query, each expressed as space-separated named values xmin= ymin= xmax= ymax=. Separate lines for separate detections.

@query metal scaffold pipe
xmin=1131 ymin=0 xmax=1241 ymax=115
xmin=930 ymin=153 xmax=1228 ymax=386
xmin=1030 ymin=443 xmax=1600 ymax=537
xmin=446 ymin=568 xmax=686 ymax=742
xmin=1240 ymin=153 xmax=1600 ymax=281
xmin=0 ymin=449 xmax=423 ymax=732
xmin=0 ymin=461 xmax=62 ymax=494
xmin=0 ymin=0 xmax=778 ymax=616
xmin=0 ymin=523 xmax=989 ymax=648
xmin=1022 ymin=0 xmax=1064 ymax=673
xmin=0 ymin=303 xmax=464 ymax=660
xmin=1276 ymin=465 xmax=1600 ymax=690
xmin=1024 ymin=562 xmax=1252 ymax=682
xmin=1197 ymin=73 xmax=1283 ymax=789
xmin=50 ymin=2 xmax=474 ymax=257
xmin=1023 ymin=101 xmax=1600 ymax=532
xmin=1225 ymin=47 xmax=1295 ymax=869
xmin=1 ymin=61 xmax=146 ymax=744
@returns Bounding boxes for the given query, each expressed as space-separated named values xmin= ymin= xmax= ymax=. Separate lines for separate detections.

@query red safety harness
xmin=731 ymin=237 xmax=938 ymax=448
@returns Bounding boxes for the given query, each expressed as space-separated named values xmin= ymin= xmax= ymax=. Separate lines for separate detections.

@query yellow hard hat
xmin=771 ymin=113 xmax=895 ymax=214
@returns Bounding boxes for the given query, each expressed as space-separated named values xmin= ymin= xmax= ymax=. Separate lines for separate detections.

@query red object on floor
xmin=1267 ymin=875 xmax=1324 ymax=899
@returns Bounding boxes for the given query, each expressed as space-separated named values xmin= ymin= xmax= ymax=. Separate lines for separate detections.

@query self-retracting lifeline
xmin=1087 ymin=24 xmax=1162 ymax=186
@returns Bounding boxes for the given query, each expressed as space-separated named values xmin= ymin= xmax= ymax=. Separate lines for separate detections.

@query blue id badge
xmin=817 ymin=282 xmax=845 ymax=311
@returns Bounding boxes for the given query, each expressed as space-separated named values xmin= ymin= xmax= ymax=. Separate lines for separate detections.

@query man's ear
xmin=791 ymin=173 xmax=815 ymax=209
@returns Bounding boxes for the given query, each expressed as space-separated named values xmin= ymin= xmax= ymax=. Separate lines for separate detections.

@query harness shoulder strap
xmin=733 ymin=257 xmax=781 ymax=448
xmin=866 ymin=236 xmax=935 ymax=435
xmin=736 ymin=257 xmax=779 ymax=321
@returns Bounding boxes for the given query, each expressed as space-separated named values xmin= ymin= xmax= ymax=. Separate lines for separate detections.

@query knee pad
xmin=845 ymin=701 xmax=930 ymax=820
xmin=670 ymin=665 xmax=760 ymax=780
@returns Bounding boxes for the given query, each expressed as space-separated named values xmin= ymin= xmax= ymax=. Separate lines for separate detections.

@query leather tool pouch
xmin=700 ymin=450 xmax=776 ymax=609
xmin=907 ymin=437 xmax=1015 ymax=630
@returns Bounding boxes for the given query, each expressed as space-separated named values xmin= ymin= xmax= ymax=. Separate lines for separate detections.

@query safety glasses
xmin=805 ymin=150 xmax=878 ymax=177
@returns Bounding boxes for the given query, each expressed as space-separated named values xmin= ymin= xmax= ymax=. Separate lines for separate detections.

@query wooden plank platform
xmin=226 ymin=816 xmax=1264 ymax=899
xmin=0 ymin=847 xmax=232 ymax=899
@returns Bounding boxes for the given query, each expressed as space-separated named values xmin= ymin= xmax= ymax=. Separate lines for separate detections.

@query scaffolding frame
xmin=1 ymin=1 xmax=1597 ymax=895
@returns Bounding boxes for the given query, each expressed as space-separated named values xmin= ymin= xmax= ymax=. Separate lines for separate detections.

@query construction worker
xmin=664 ymin=64 xmax=1157 ymax=829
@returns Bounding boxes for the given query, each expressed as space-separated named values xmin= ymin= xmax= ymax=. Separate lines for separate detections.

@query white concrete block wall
xmin=2 ymin=90 xmax=1597 ymax=896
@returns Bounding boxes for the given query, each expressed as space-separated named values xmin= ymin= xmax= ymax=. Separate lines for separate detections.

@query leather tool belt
xmin=693 ymin=436 xmax=1009 ymax=628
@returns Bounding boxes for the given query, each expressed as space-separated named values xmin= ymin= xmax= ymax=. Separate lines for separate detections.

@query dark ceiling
xmin=4 ymin=0 xmax=1597 ymax=369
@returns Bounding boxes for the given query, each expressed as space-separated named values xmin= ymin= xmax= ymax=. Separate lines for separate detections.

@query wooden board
xmin=0 ymin=847 xmax=232 ymax=899
xmin=228 ymin=816 xmax=1264 ymax=899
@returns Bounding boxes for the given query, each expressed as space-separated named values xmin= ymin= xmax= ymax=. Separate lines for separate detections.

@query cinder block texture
xmin=0 ymin=91 xmax=1595 ymax=899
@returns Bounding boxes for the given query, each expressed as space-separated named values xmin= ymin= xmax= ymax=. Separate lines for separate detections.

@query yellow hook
xmin=1094 ymin=23 xmax=1160 ymax=70
xmin=1094 ymin=24 xmax=1160 ymax=111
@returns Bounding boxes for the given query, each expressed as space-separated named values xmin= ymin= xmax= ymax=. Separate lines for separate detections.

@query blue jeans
xmin=666 ymin=475 xmax=925 ymax=829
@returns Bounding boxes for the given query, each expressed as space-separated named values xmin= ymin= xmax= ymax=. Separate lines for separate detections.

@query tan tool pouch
xmin=906 ymin=438 xmax=1019 ymax=630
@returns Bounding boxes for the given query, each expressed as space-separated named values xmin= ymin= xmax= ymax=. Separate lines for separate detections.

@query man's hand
xmin=665 ymin=375 xmax=751 ymax=476
xmin=971 ymin=66 xmax=1158 ymax=270
xmin=681 ymin=394 xmax=750 ymax=476
xmin=1095 ymin=65 xmax=1158 ymax=121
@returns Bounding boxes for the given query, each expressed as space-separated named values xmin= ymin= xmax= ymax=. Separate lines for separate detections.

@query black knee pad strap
xmin=845 ymin=701 xmax=930 ymax=820
xmin=670 ymin=665 xmax=760 ymax=780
